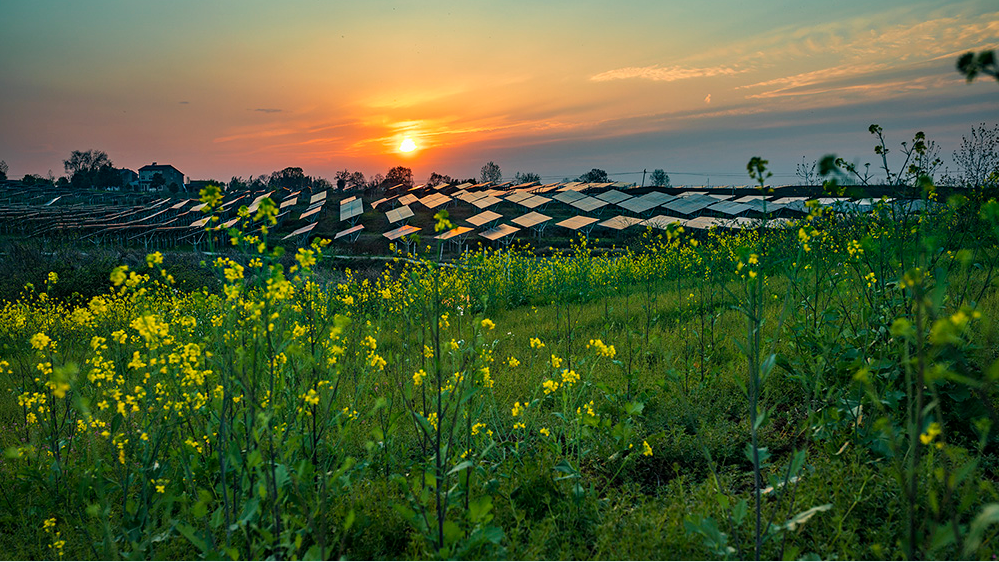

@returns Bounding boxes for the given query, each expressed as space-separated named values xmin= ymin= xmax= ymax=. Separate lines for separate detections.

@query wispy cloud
xmin=590 ymin=65 xmax=743 ymax=83
xmin=252 ymin=108 xmax=283 ymax=114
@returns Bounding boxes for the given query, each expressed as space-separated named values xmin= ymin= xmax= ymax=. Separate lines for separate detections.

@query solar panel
xmin=191 ymin=203 xmax=208 ymax=212
xmin=598 ymin=215 xmax=644 ymax=230
xmin=279 ymin=198 xmax=297 ymax=209
xmin=559 ymin=182 xmax=582 ymax=191
xmin=419 ymin=193 xmax=451 ymax=209
xmin=300 ymin=206 xmax=323 ymax=220
xmin=341 ymin=195 xmax=357 ymax=204
xmin=618 ymin=195 xmax=661 ymax=214
xmin=334 ymin=224 xmax=364 ymax=240
xmin=641 ymin=215 xmax=683 ymax=230
xmin=643 ymin=191 xmax=676 ymax=206
xmin=383 ymin=224 xmax=421 ymax=240
xmin=480 ymin=223 xmax=520 ymax=241
xmin=169 ymin=199 xmax=191 ymax=210
xmin=735 ymin=195 xmax=768 ymax=203
xmin=310 ymin=191 xmax=327 ymax=204
xmin=570 ymin=196 xmax=609 ymax=212
xmin=664 ymin=194 xmax=716 ymax=215
xmin=707 ymin=201 xmax=753 ymax=216
xmin=436 ymin=226 xmax=473 ymax=240
xmin=553 ymin=190 xmax=586 ymax=204
xmin=512 ymin=211 xmax=552 ymax=228
xmin=675 ymin=191 xmax=707 ymax=198
xmin=556 ymin=216 xmax=598 ymax=230
xmin=385 ymin=205 xmax=414 ymax=223
xmin=340 ymin=198 xmax=363 ymax=221
xmin=504 ymin=191 xmax=534 ymax=203
xmin=398 ymin=194 xmax=419 ymax=206
xmin=372 ymin=195 xmax=398 ymax=209
xmin=283 ymin=222 xmax=318 ymax=239
xmin=684 ymin=216 xmax=728 ymax=230
xmin=458 ymin=191 xmax=488 ymax=203
xmin=467 ymin=210 xmax=502 ymax=227
xmin=596 ymin=190 xmax=632 ymax=204
xmin=741 ymin=199 xmax=783 ymax=213
xmin=519 ymin=195 xmax=551 ymax=209
xmin=190 ymin=217 xmax=210 ymax=228
xmin=472 ymin=196 xmax=503 ymax=209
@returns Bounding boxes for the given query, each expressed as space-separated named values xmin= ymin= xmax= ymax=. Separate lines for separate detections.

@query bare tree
xmin=0 ymin=160 xmax=8 ymax=181
xmin=953 ymin=123 xmax=999 ymax=188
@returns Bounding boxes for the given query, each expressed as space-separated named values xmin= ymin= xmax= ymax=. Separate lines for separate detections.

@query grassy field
xmin=2 ymin=185 xmax=999 ymax=560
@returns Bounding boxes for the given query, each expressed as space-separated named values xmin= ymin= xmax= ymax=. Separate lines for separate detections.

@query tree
xmin=151 ymin=172 xmax=166 ymax=191
xmin=168 ymin=181 xmax=180 ymax=194
xmin=269 ymin=167 xmax=307 ymax=190
xmin=334 ymin=169 xmax=366 ymax=191
xmin=368 ymin=173 xmax=385 ymax=190
xmin=229 ymin=176 xmax=248 ymax=191
xmin=958 ymin=50 xmax=998 ymax=83
xmin=480 ymin=161 xmax=502 ymax=183
xmin=94 ymin=165 xmax=123 ymax=190
xmin=513 ymin=171 xmax=540 ymax=184
xmin=953 ymin=123 xmax=999 ymax=188
xmin=63 ymin=149 xmax=112 ymax=189
xmin=649 ymin=169 xmax=670 ymax=187
xmin=578 ymin=168 xmax=608 ymax=183
xmin=0 ymin=160 xmax=7 ymax=181
xmin=427 ymin=172 xmax=454 ymax=187
xmin=385 ymin=166 xmax=413 ymax=189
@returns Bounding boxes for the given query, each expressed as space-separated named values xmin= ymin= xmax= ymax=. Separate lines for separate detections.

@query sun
xmin=399 ymin=138 xmax=417 ymax=153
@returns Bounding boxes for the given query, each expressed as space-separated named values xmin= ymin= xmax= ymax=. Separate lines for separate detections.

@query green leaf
xmin=783 ymin=504 xmax=832 ymax=531
xmin=625 ymin=401 xmax=645 ymax=416
xmin=554 ymin=459 xmax=577 ymax=475
xmin=447 ymin=460 xmax=474 ymax=476
xmin=964 ymin=503 xmax=999 ymax=556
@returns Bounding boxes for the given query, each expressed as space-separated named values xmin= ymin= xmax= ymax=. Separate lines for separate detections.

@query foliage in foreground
xmin=3 ymin=180 xmax=999 ymax=559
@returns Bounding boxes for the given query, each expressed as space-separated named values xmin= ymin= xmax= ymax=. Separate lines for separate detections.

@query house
xmin=118 ymin=168 xmax=139 ymax=191
xmin=138 ymin=163 xmax=185 ymax=192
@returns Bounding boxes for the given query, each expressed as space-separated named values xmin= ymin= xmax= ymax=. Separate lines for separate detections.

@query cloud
xmin=590 ymin=65 xmax=743 ymax=83
xmin=178 ymin=101 xmax=189 ymax=105
xmin=252 ymin=108 xmax=283 ymax=114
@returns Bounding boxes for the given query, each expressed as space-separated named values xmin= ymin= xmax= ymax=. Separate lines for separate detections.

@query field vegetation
xmin=2 ymin=159 xmax=999 ymax=560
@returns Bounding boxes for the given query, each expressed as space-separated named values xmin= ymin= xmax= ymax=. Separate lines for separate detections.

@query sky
xmin=2 ymin=0 xmax=998 ymax=186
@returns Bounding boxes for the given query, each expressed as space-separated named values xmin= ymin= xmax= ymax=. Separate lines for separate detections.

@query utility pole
xmin=641 ymin=169 xmax=647 ymax=188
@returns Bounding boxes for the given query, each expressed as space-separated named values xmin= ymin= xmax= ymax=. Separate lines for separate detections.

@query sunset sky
xmin=2 ymin=0 xmax=998 ymax=186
